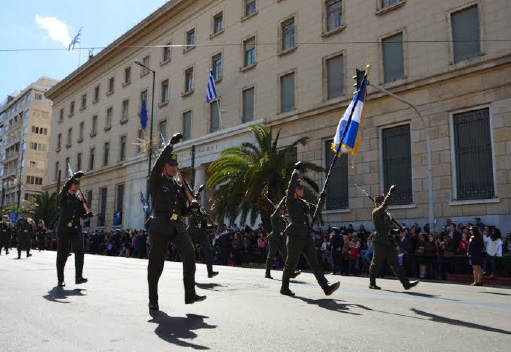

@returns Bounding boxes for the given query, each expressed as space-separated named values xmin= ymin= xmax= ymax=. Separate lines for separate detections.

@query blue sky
xmin=0 ymin=0 xmax=168 ymax=99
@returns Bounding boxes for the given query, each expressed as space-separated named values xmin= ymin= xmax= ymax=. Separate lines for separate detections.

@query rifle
xmin=354 ymin=183 xmax=403 ymax=230
xmin=176 ymin=170 xmax=217 ymax=226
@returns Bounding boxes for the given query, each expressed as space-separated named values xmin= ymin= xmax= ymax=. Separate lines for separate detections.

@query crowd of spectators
xmin=33 ymin=217 xmax=511 ymax=279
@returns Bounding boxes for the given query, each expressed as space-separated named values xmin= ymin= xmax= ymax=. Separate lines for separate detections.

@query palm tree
xmin=30 ymin=191 xmax=59 ymax=228
xmin=207 ymin=125 xmax=323 ymax=231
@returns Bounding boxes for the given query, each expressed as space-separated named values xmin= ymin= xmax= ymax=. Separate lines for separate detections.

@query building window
xmin=29 ymin=161 xmax=37 ymax=168
xmin=106 ymin=107 xmax=113 ymax=130
xmin=92 ymin=115 xmax=98 ymax=136
xmin=382 ymin=124 xmax=413 ymax=205
xmin=382 ymin=32 xmax=404 ymax=83
xmin=57 ymin=133 xmax=62 ymax=151
xmin=163 ymin=44 xmax=171 ymax=62
xmin=69 ymin=101 xmax=75 ymax=117
xmin=78 ymin=121 xmax=84 ymax=142
xmin=84 ymin=190 xmax=93 ymax=228
xmin=326 ymin=0 xmax=343 ymax=32
xmin=245 ymin=0 xmax=256 ymax=17
xmin=89 ymin=147 xmax=95 ymax=170
xmin=186 ymin=28 xmax=195 ymax=49
xmin=26 ymin=176 xmax=43 ymax=185
xmin=242 ymin=87 xmax=254 ymax=123
xmin=243 ymin=36 xmax=256 ymax=67
xmin=183 ymin=111 xmax=192 ymax=140
xmin=108 ymin=77 xmax=115 ymax=93
xmin=451 ymin=5 xmax=480 ymax=63
xmin=119 ymin=135 xmax=126 ymax=162
xmin=213 ymin=12 xmax=223 ymax=35
xmin=35 ymin=93 xmax=43 ymax=101
xmin=98 ymin=187 xmax=107 ymax=227
xmin=122 ymin=99 xmax=129 ymax=121
xmin=210 ymin=101 xmax=220 ymax=133
xmin=161 ymin=79 xmax=170 ymax=103
xmin=453 ymin=108 xmax=494 ymax=200
xmin=141 ymin=56 xmax=150 ymax=75
xmin=94 ymin=85 xmax=100 ymax=102
xmin=124 ymin=67 xmax=131 ymax=84
xmin=103 ymin=142 xmax=110 ymax=166
xmin=281 ymin=18 xmax=295 ymax=52
xmin=54 ymin=161 xmax=60 ymax=181
xmin=211 ymin=53 xmax=222 ymax=80
xmin=280 ymin=72 xmax=295 ymax=113
xmin=59 ymin=108 xmax=64 ymax=122
xmin=114 ymin=184 xmax=124 ymax=226
xmin=77 ymin=152 xmax=82 ymax=171
xmin=380 ymin=0 xmax=400 ymax=8
xmin=324 ymin=140 xmax=348 ymax=209
xmin=184 ymin=67 xmax=194 ymax=93
xmin=67 ymin=128 xmax=73 ymax=147
xmin=326 ymin=54 xmax=344 ymax=100
xmin=81 ymin=94 xmax=87 ymax=110
xmin=65 ymin=157 xmax=70 ymax=173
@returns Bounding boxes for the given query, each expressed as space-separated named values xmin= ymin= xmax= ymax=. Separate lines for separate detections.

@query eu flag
xmin=140 ymin=99 xmax=148 ymax=130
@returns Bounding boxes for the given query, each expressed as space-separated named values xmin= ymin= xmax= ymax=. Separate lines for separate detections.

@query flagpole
xmin=312 ymin=70 xmax=370 ymax=223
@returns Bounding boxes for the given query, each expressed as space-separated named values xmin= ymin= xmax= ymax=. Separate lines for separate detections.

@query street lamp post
xmin=134 ymin=60 xmax=156 ymax=221
xmin=17 ymin=140 xmax=24 ymax=208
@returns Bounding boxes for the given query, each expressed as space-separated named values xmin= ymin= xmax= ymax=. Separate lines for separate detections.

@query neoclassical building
xmin=44 ymin=0 xmax=511 ymax=232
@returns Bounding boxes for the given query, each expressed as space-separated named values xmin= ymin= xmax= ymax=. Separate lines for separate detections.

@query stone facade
xmin=44 ymin=0 xmax=511 ymax=232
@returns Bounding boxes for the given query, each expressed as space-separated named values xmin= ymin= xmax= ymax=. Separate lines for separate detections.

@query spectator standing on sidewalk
xmin=486 ymin=229 xmax=503 ymax=278
xmin=468 ymin=226 xmax=484 ymax=286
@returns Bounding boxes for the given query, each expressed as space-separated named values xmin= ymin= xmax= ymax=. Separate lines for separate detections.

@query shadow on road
xmin=148 ymin=311 xmax=216 ymax=350
xmin=293 ymin=296 xmax=372 ymax=315
xmin=196 ymin=283 xmax=225 ymax=291
xmin=480 ymin=291 xmax=511 ymax=296
xmin=385 ymin=290 xmax=458 ymax=302
xmin=43 ymin=287 xmax=87 ymax=303
xmin=411 ymin=308 xmax=511 ymax=336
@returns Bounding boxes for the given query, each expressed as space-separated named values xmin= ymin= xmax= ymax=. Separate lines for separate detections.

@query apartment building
xmin=44 ymin=0 xmax=511 ymax=232
xmin=1 ymin=77 xmax=58 ymax=207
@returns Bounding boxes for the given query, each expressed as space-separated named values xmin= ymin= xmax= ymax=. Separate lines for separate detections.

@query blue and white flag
xmin=140 ymin=98 xmax=148 ymax=130
xmin=140 ymin=191 xmax=151 ymax=217
xmin=331 ymin=78 xmax=367 ymax=155
xmin=206 ymin=71 xmax=218 ymax=103
xmin=67 ymin=163 xmax=74 ymax=177
xmin=68 ymin=28 xmax=82 ymax=51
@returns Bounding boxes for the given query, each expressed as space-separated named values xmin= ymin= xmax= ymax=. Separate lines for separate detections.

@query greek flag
xmin=67 ymin=163 xmax=74 ymax=177
xmin=206 ymin=71 xmax=218 ymax=103
xmin=331 ymin=78 xmax=367 ymax=155
xmin=68 ymin=28 xmax=82 ymax=51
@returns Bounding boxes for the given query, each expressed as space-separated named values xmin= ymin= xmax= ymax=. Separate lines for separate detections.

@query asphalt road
xmin=1 ymin=251 xmax=510 ymax=352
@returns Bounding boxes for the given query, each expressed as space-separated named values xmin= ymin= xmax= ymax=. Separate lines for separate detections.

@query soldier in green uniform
xmin=188 ymin=195 xmax=219 ymax=278
xmin=56 ymin=171 xmax=89 ymax=287
xmin=147 ymin=133 xmax=206 ymax=311
xmin=265 ymin=197 xmax=301 ymax=280
xmin=369 ymin=185 xmax=419 ymax=290
xmin=16 ymin=211 xmax=34 ymax=259
xmin=280 ymin=162 xmax=340 ymax=297
xmin=0 ymin=214 xmax=12 ymax=255
xmin=36 ymin=220 xmax=47 ymax=251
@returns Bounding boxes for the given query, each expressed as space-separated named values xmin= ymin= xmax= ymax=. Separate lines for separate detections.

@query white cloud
xmin=35 ymin=14 xmax=71 ymax=47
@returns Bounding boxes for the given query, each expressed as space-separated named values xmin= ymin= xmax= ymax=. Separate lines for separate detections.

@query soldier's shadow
xmin=293 ymin=296 xmax=372 ymax=315
xmin=385 ymin=290 xmax=459 ymax=302
xmin=196 ymin=282 xmax=225 ymax=291
xmin=148 ymin=311 xmax=216 ymax=350
xmin=43 ymin=286 xmax=87 ymax=304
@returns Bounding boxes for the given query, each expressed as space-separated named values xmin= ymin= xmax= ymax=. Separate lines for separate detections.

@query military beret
xmin=70 ymin=177 xmax=80 ymax=185
xmin=374 ymin=195 xmax=385 ymax=203
xmin=167 ymin=153 xmax=178 ymax=166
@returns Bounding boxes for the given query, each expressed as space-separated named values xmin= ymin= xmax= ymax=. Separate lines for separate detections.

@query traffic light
xmin=352 ymin=68 xmax=366 ymax=91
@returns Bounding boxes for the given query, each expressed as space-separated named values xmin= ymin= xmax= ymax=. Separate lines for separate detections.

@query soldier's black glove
xmin=83 ymin=212 xmax=94 ymax=219
xmin=294 ymin=161 xmax=303 ymax=171
xmin=389 ymin=185 xmax=397 ymax=193
xmin=73 ymin=171 xmax=85 ymax=179
xmin=170 ymin=133 xmax=184 ymax=145
xmin=189 ymin=200 xmax=200 ymax=212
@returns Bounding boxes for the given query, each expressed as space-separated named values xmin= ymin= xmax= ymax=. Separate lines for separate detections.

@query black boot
xmin=149 ymin=300 xmax=159 ymax=311
xmin=280 ymin=287 xmax=295 ymax=296
xmin=75 ymin=277 xmax=88 ymax=284
xmin=403 ymin=280 xmax=419 ymax=290
xmin=369 ymin=276 xmax=381 ymax=290
xmin=18 ymin=251 xmax=21 ymax=259
xmin=208 ymin=271 xmax=219 ymax=278
xmin=323 ymin=281 xmax=340 ymax=296
xmin=265 ymin=271 xmax=273 ymax=279
xmin=183 ymin=278 xmax=206 ymax=304
xmin=58 ymin=280 xmax=65 ymax=287
xmin=291 ymin=270 xmax=301 ymax=279
xmin=27 ymin=253 xmax=32 ymax=258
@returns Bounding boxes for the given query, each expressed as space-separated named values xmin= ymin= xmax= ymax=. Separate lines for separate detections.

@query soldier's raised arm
xmin=286 ymin=162 xmax=302 ymax=208
xmin=376 ymin=185 xmax=396 ymax=213
xmin=148 ymin=133 xmax=183 ymax=197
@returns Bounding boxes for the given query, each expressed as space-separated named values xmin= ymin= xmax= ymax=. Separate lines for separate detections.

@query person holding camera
xmin=368 ymin=185 xmax=419 ymax=290
xmin=279 ymin=161 xmax=340 ymax=297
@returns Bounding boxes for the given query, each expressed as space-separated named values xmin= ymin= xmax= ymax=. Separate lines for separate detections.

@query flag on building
xmin=331 ymin=77 xmax=367 ymax=155
xmin=67 ymin=163 xmax=74 ymax=177
xmin=140 ymin=191 xmax=151 ymax=217
xmin=68 ymin=28 xmax=82 ymax=51
xmin=206 ymin=71 xmax=218 ymax=103
xmin=140 ymin=98 xmax=148 ymax=129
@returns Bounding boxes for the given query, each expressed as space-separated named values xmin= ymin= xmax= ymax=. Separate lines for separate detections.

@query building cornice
xmin=45 ymin=0 xmax=192 ymax=101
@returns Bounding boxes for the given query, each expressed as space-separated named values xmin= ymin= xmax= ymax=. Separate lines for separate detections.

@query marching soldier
xmin=265 ymin=197 xmax=301 ymax=280
xmin=188 ymin=195 xmax=219 ymax=278
xmin=36 ymin=220 xmax=47 ymax=251
xmin=0 ymin=214 xmax=12 ymax=255
xmin=280 ymin=162 xmax=340 ymax=297
xmin=147 ymin=133 xmax=206 ymax=311
xmin=369 ymin=185 xmax=419 ymax=290
xmin=56 ymin=171 xmax=89 ymax=287
xmin=16 ymin=211 xmax=34 ymax=259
